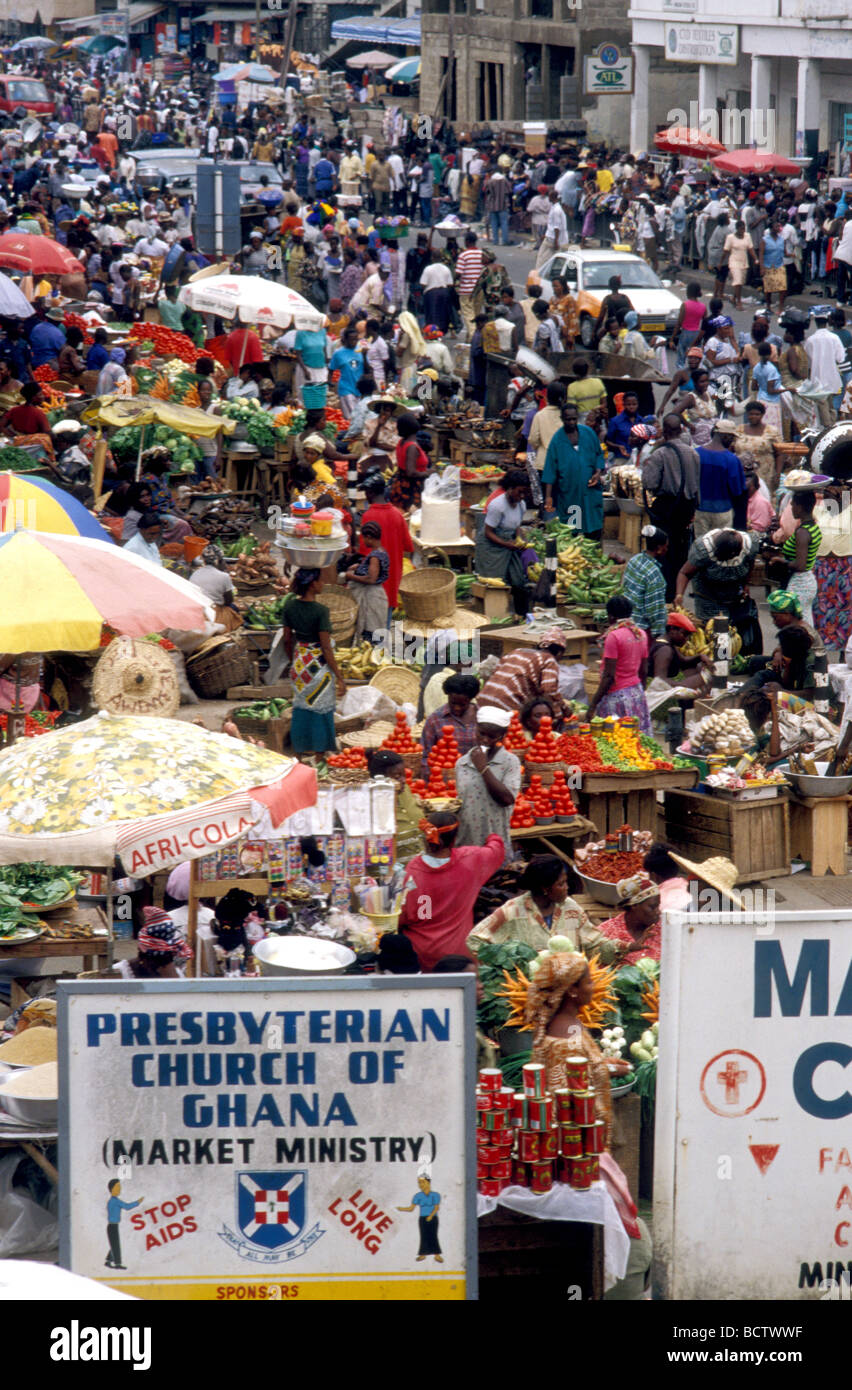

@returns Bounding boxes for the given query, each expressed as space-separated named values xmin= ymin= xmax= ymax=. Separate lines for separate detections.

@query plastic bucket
xmin=365 ymin=911 xmax=401 ymax=933
xmin=184 ymin=535 xmax=208 ymax=563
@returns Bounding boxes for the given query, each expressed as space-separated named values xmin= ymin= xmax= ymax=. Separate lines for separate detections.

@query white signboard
xmin=59 ymin=978 xmax=476 ymax=1300
xmin=655 ymin=910 xmax=852 ymax=1300
xmin=584 ymin=45 xmax=634 ymax=97
xmin=664 ymin=23 xmax=739 ymax=64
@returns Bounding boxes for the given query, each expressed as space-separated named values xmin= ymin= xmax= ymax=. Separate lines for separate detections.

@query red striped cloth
xmin=476 ymin=649 xmax=561 ymax=713
xmin=455 ymin=249 xmax=484 ymax=295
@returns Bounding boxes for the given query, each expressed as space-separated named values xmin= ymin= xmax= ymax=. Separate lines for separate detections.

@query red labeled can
xmin=483 ymin=1108 xmax=507 ymax=1131
xmin=518 ymin=1130 xmax=541 ymax=1162
xmin=553 ymin=1088 xmax=574 ymax=1120
xmin=568 ymin=1156 xmax=594 ymax=1190
xmin=555 ymin=1155 xmax=571 ymax=1184
xmin=479 ymin=1068 xmax=503 ymax=1093
xmin=571 ymin=1088 xmax=596 ymax=1127
xmin=538 ymin=1130 xmax=558 ymax=1159
xmin=511 ymin=1159 xmax=529 ymax=1187
xmin=476 ymin=1127 xmax=491 ymax=1147
xmin=522 ymin=1062 xmax=546 ymax=1098
xmin=475 ymin=1089 xmax=493 ymax=1111
xmin=498 ymin=1086 xmax=515 ymax=1110
xmin=479 ymin=1178 xmax=503 ymax=1197
xmin=526 ymin=1097 xmax=554 ymax=1131
xmin=490 ymin=1160 xmax=512 ymax=1180
xmin=511 ymin=1093 xmax=527 ymax=1128
xmin=560 ymin=1124 xmax=583 ymax=1158
xmin=476 ymin=1157 xmax=493 ymax=1179
xmin=584 ymin=1120 xmax=606 ymax=1154
xmin=586 ymin=1154 xmax=601 ymax=1182
xmin=529 ymin=1162 xmax=554 ymax=1194
xmin=478 ymin=1144 xmax=502 ymax=1163
xmin=564 ymin=1056 xmax=590 ymax=1092
xmin=493 ymin=1130 xmax=515 ymax=1152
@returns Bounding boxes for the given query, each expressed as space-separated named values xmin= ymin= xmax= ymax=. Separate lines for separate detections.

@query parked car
xmin=0 ymin=75 xmax=54 ymax=116
xmin=535 ymin=247 xmax=680 ymax=348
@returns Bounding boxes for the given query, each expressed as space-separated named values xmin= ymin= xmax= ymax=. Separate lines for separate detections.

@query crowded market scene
xmin=0 ymin=16 xmax=845 ymax=1332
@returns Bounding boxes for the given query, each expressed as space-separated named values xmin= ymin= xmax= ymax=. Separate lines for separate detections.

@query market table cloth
xmin=477 ymin=1181 xmax=630 ymax=1290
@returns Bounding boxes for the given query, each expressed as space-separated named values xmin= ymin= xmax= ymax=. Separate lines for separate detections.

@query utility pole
xmin=280 ymin=1 xmax=299 ymax=84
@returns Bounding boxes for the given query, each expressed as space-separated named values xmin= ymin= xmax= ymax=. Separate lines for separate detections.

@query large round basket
xmin=524 ymin=758 xmax=573 ymax=787
xmin=398 ymin=567 xmax=456 ymax=623
xmin=186 ymin=636 xmax=253 ymax=698
xmin=369 ymin=665 xmax=421 ymax=707
xmin=318 ymin=586 xmax=358 ymax=644
xmin=342 ymin=721 xmax=396 ymax=750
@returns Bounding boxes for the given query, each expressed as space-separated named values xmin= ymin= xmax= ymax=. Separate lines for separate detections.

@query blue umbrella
xmin=385 ymin=57 xmax=420 ymax=82
xmin=11 ymin=36 xmax=56 ymax=52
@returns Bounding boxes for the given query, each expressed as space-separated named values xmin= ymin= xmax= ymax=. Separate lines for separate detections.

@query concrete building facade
xmin=629 ymin=0 xmax=852 ymax=160
xmin=420 ymin=0 xmax=652 ymax=145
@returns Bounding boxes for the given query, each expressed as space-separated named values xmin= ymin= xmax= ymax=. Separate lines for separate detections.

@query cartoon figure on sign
xmin=397 ymin=1165 xmax=443 ymax=1264
xmin=105 ymin=1179 xmax=143 ymax=1271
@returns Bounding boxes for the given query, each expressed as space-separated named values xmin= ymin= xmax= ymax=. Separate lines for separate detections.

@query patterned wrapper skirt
xmin=596 ymin=682 xmax=652 ymax=734
xmin=813 ymin=555 xmax=852 ymax=651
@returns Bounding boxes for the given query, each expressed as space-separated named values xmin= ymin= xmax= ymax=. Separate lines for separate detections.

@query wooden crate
xmin=617 ymin=509 xmax=642 ymax=553
xmin=478 ymin=1207 xmax=603 ymax=1300
xmin=577 ymin=769 xmax=698 ymax=838
xmin=789 ymin=793 xmax=851 ymax=877
xmin=662 ymin=787 xmax=791 ymax=882
xmin=470 ymin=581 xmax=511 ymax=620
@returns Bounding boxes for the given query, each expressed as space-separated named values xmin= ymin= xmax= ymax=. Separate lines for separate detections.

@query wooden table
xmin=578 ymin=768 xmax=699 ymax=836
xmin=478 ymin=1205 xmax=604 ymax=1300
xmin=412 ymin=534 xmax=476 ymax=573
xmin=662 ymin=786 xmax=791 ymax=883
xmin=789 ymin=792 xmax=851 ymax=877
xmin=480 ymin=623 xmax=599 ymax=664
xmin=1 ymin=905 xmax=112 ymax=1008
xmin=510 ymin=816 xmax=597 ymax=861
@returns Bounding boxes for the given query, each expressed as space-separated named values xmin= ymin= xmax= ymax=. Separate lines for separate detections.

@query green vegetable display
xmin=244 ymin=597 xmax=288 ymax=629
xmin=0 ymin=863 xmax=83 ymax=907
xmin=222 ymin=537 xmax=258 ymax=559
xmin=0 ymin=445 xmax=42 ymax=473
xmin=475 ymin=939 xmax=538 ymax=1036
xmin=233 ymin=698 xmax=290 ymax=720
xmin=109 ymin=424 xmax=203 ymax=473
xmin=220 ymin=400 xmax=284 ymax=453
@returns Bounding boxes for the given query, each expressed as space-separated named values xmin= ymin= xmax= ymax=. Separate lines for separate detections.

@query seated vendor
xmin=598 ymin=874 xmax=662 ymax=963
xmin=190 ymin=544 xmax=241 ymax=632
xmin=420 ymin=673 xmax=481 ymax=778
xmin=468 ymin=854 xmax=622 ymax=963
xmin=0 ymin=653 xmax=45 ymax=715
xmin=123 ymin=510 xmax=163 ymax=565
xmin=110 ymin=907 xmax=192 ymax=980
xmin=649 ymin=611 xmax=712 ymax=689
xmin=367 ymin=749 xmax=422 ymax=862
xmin=0 ymin=380 xmax=51 ymax=437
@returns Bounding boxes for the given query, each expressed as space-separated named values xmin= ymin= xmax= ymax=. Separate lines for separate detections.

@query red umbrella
xmin=710 ymin=149 xmax=802 ymax=176
xmin=654 ymin=126 xmax=727 ymax=159
xmin=0 ymin=234 xmax=83 ymax=275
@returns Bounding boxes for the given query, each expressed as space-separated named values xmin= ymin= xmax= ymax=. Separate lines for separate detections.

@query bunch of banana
xmin=333 ymin=640 xmax=381 ymax=680
xmin=474 ymin=575 xmax=509 ymax=588
xmin=706 ymin=617 xmax=742 ymax=657
xmin=678 ymin=625 xmax=709 ymax=659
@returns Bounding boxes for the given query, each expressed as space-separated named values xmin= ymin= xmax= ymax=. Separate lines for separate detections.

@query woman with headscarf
xmin=111 ymin=907 xmax=192 ymax=980
xmin=703 ymin=315 xmax=742 ymax=393
xmin=455 ymin=705 xmax=521 ymax=856
xmin=474 ymin=467 xmax=530 ymax=619
xmin=398 ymin=810 xmax=505 ymax=970
xmin=190 ymin=543 xmax=241 ymax=632
xmin=281 ymin=567 xmax=346 ymax=755
xmin=674 ymin=528 xmax=761 ymax=648
xmin=620 ymin=310 xmax=653 ymax=363
xmin=598 ymin=874 xmax=662 ymax=965
xmin=395 ymin=311 xmax=427 ymax=395
xmin=586 ymin=595 xmax=652 ymax=733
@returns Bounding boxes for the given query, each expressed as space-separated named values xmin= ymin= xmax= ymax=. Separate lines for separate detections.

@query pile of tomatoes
xmin=381 ymin=711 xmax=420 ymax=756
xmin=63 ymin=311 xmax=94 ymax=345
xmin=525 ymin=715 xmax=563 ymax=765
xmin=129 ymin=323 xmax=197 ymax=366
xmin=33 ymin=363 xmax=59 ymax=384
xmin=559 ymin=732 xmax=605 ymax=773
xmin=548 ymin=770 xmax=578 ymax=818
xmin=0 ymin=710 xmax=60 ymax=739
xmin=408 ymin=765 xmax=457 ymax=800
xmin=327 ymin=748 xmax=367 ymax=770
xmin=510 ymin=792 xmax=537 ymax=830
xmin=580 ymin=849 xmax=645 ymax=883
xmin=428 ymin=724 xmax=460 ymax=775
xmin=503 ymin=712 xmax=529 ymax=753
xmin=323 ymin=406 xmax=348 ymax=433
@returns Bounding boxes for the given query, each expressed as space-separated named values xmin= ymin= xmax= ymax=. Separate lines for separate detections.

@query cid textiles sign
xmin=664 ymin=23 xmax=739 ymax=64
xmin=58 ymin=978 xmax=477 ymax=1300
xmin=655 ymin=911 xmax=852 ymax=1300
xmin=583 ymin=44 xmax=633 ymax=97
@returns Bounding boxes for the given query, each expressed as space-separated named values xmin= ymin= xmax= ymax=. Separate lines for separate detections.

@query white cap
xmin=476 ymin=705 xmax=512 ymax=729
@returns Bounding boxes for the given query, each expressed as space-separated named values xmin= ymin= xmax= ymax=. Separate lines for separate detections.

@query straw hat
xmin=668 ymin=853 xmax=744 ymax=910
xmin=92 ymin=638 xmax=179 ymax=719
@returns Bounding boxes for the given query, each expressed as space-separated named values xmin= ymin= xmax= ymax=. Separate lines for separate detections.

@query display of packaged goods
xmin=522 ymin=1062 xmax=546 ymax=1098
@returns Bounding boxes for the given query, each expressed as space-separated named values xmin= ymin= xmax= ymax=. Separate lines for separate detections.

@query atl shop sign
xmin=654 ymin=911 xmax=852 ymax=1300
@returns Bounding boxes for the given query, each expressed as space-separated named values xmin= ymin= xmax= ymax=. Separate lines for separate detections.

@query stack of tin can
xmin=475 ymin=1060 xmax=604 ymax=1196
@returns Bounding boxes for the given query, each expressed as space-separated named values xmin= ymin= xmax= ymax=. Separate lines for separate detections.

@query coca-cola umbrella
xmin=710 ymin=149 xmax=802 ymax=176
xmin=654 ymin=126 xmax=727 ymax=159
xmin=0 ymin=233 xmax=83 ymax=276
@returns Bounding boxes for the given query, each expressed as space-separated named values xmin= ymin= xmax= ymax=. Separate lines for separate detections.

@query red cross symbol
xmin=700 ymin=1049 xmax=766 ymax=1117
xmin=718 ymin=1059 xmax=748 ymax=1104
xmin=254 ymin=1190 xmax=290 ymax=1225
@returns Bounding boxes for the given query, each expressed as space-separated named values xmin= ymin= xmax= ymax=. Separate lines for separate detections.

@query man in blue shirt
xmin=28 ymin=308 xmax=66 ymax=369
xmin=86 ymin=326 xmax=111 ymax=373
xmin=694 ymin=423 xmax=747 ymax=537
xmin=106 ymin=1178 xmax=143 ymax=1270
xmin=313 ymin=149 xmax=336 ymax=199
xmin=328 ymin=325 xmax=365 ymax=418
xmin=605 ymin=391 xmax=654 ymax=458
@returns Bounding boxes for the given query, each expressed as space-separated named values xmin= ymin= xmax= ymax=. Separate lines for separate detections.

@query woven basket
xmin=329 ymin=767 xmax=370 ymax=784
xmin=187 ymin=638 xmax=253 ymax=698
xmin=318 ymin=586 xmax=358 ymax=644
xmin=398 ymin=567 xmax=456 ymax=622
xmin=369 ymin=665 xmax=421 ymax=707
xmin=524 ymin=759 xmax=573 ymax=787
xmin=342 ymin=722 xmax=396 ymax=750
xmin=231 ymin=709 xmax=271 ymax=740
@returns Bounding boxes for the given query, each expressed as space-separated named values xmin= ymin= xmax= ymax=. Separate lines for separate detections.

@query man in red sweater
xmin=358 ymin=474 xmax=414 ymax=610
xmin=398 ymin=812 xmax=505 ymax=971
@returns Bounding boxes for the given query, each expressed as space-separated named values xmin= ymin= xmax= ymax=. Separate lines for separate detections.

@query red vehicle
xmin=0 ymin=75 xmax=54 ymax=116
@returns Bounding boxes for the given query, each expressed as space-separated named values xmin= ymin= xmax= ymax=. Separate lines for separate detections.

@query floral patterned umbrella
xmin=0 ymin=712 xmax=317 ymax=873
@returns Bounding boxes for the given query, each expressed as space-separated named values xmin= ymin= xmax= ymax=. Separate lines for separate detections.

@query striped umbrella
xmin=0 ymin=529 xmax=213 ymax=653
xmin=0 ymin=472 xmax=112 ymax=542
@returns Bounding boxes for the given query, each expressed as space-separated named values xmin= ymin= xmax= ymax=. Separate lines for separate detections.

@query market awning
xmin=330 ymin=16 xmax=421 ymax=46
xmin=56 ymin=13 xmax=103 ymax=29
xmin=191 ymin=6 xmax=263 ymax=23
xmin=85 ymin=395 xmax=236 ymax=440
xmin=128 ymin=2 xmax=165 ymax=30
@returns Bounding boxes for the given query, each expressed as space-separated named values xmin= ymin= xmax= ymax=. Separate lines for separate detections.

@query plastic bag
xmin=557 ymin=662 xmax=586 ymax=701
xmin=423 ymin=465 xmax=461 ymax=502
xmin=338 ymin=685 xmax=397 ymax=723
xmin=0 ymin=1153 xmax=58 ymax=1259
